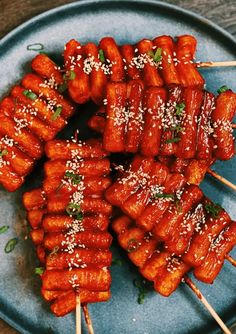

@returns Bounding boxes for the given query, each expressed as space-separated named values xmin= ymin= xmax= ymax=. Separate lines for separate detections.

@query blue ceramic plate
xmin=0 ymin=1 xmax=235 ymax=333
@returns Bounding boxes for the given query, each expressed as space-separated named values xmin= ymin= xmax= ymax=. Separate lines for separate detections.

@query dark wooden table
xmin=0 ymin=0 xmax=236 ymax=333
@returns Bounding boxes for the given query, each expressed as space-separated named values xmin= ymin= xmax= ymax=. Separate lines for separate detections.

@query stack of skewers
xmin=0 ymin=34 xmax=236 ymax=334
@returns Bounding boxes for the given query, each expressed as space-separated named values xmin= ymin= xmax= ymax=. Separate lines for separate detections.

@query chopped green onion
xmin=23 ymin=90 xmax=37 ymax=100
xmin=63 ymin=70 xmax=76 ymax=81
xmin=138 ymin=292 xmax=146 ymax=304
xmin=0 ymin=225 xmax=9 ymax=234
xmin=51 ymin=106 xmax=62 ymax=121
xmin=4 ymin=238 xmax=18 ymax=253
xmin=62 ymin=72 xmax=68 ymax=81
xmin=165 ymin=137 xmax=180 ymax=144
xmin=154 ymin=48 xmax=162 ymax=62
xmin=152 ymin=193 xmax=175 ymax=200
xmin=66 ymin=202 xmax=81 ymax=216
xmin=175 ymin=102 xmax=185 ymax=116
xmin=149 ymin=48 xmax=162 ymax=63
xmin=217 ymin=85 xmax=229 ymax=94
xmin=58 ymin=82 xmax=68 ymax=93
xmin=0 ymin=149 xmax=8 ymax=157
xmin=27 ymin=43 xmax=44 ymax=52
xmin=204 ymin=202 xmax=221 ymax=218
xmin=59 ymin=70 xmax=76 ymax=93
xmin=69 ymin=70 xmax=76 ymax=80
xmin=65 ymin=171 xmax=81 ymax=185
xmin=98 ymin=49 xmax=105 ymax=63
xmin=171 ymin=125 xmax=183 ymax=133
xmin=112 ymin=258 xmax=123 ymax=266
xmin=127 ymin=238 xmax=139 ymax=253
xmin=66 ymin=201 xmax=83 ymax=221
xmin=148 ymin=50 xmax=155 ymax=58
xmin=133 ymin=279 xmax=149 ymax=304
xmin=174 ymin=199 xmax=182 ymax=213
xmin=35 ymin=267 xmax=44 ymax=275
xmin=64 ymin=171 xmax=72 ymax=177
xmin=76 ymin=212 xmax=84 ymax=221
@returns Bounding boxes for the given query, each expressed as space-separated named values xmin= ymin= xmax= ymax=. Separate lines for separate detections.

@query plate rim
xmin=0 ymin=1 xmax=235 ymax=333
xmin=1 ymin=0 xmax=236 ymax=48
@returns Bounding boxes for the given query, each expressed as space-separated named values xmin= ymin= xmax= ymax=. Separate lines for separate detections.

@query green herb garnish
xmin=27 ymin=43 xmax=44 ymax=52
xmin=133 ymin=279 xmax=149 ymax=304
xmin=98 ymin=49 xmax=105 ymax=63
xmin=69 ymin=70 xmax=76 ymax=80
xmin=0 ymin=225 xmax=9 ymax=234
xmin=174 ymin=198 xmax=182 ymax=213
xmin=127 ymin=238 xmax=139 ymax=253
xmin=4 ymin=238 xmax=18 ymax=253
xmin=204 ymin=202 xmax=222 ymax=218
xmin=171 ymin=125 xmax=183 ymax=133
xmin=51 ymin=106 xmax=62 ymax=121
xmin=58 ymin=82 xmax=68 ymax=93
xmin=149 ymin=47 xmax=162 ymax=63
xmin=217 ymin=85 xmax=229 ymax=94
xmin=152 ymin=193 xmax=175 ymax=200
xmin=0 ymin=149 xmax=8 ymax=157
xmin=66 ymin=202 xmax=81 ymax=216
xmin=63 ymin=70 xmax=76 ymax=81
xmin=165 ymin=137 xmax=180 ymax=144
xmin=35 ymin=267 xmax=44 ymax=275
xmin=112 ymin=258 xmax=123 ymax=266
xmin=76 ymin=211 xmax=84 ymax=221
xmin=65 ymin=171 xmax=82 ymax=185
xmin=65 ymin=200 xmax=83 ymax=220
xmin=175 ymin=102 xmax=185 ymax=116
xmin=23 ymin=90 xmax=37 ymax=101
xmin=58 ymin=70 xmax=76 ymax=93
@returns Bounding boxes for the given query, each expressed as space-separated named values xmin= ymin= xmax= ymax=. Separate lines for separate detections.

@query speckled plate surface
xmin=0 ymin=1 xmax=235 ymax=333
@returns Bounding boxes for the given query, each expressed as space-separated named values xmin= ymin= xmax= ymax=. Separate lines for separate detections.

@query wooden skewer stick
xmin=225 ymin=254 xmax=236 ymax=267
xmin=76 ymin=295 xmax=81 ymax=334
xmin=197 ymin=61 xmax=236 ymax=68
xmin=82 ymin=304 xmax=95 ymax=334
xmin=184 ymin=276 xmax=232 ymax=334
xmin=207 ymin=169 xmax=236 ymax=192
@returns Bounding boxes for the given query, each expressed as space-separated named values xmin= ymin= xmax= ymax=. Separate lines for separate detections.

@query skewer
xmin=82 ymin=304 xmax=95 ymax=334
xmin=225 ymin=254 xmax=236 ymax=267
xmin=197 ymin=61 xmax=236 ymax=68
xmin=207 ymin=169 xmax=236 ymax=192
xmin=76 ymin=294 xmax=81 ymax=334
xmin=184 ymin=276 xmax=232 ymax=334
